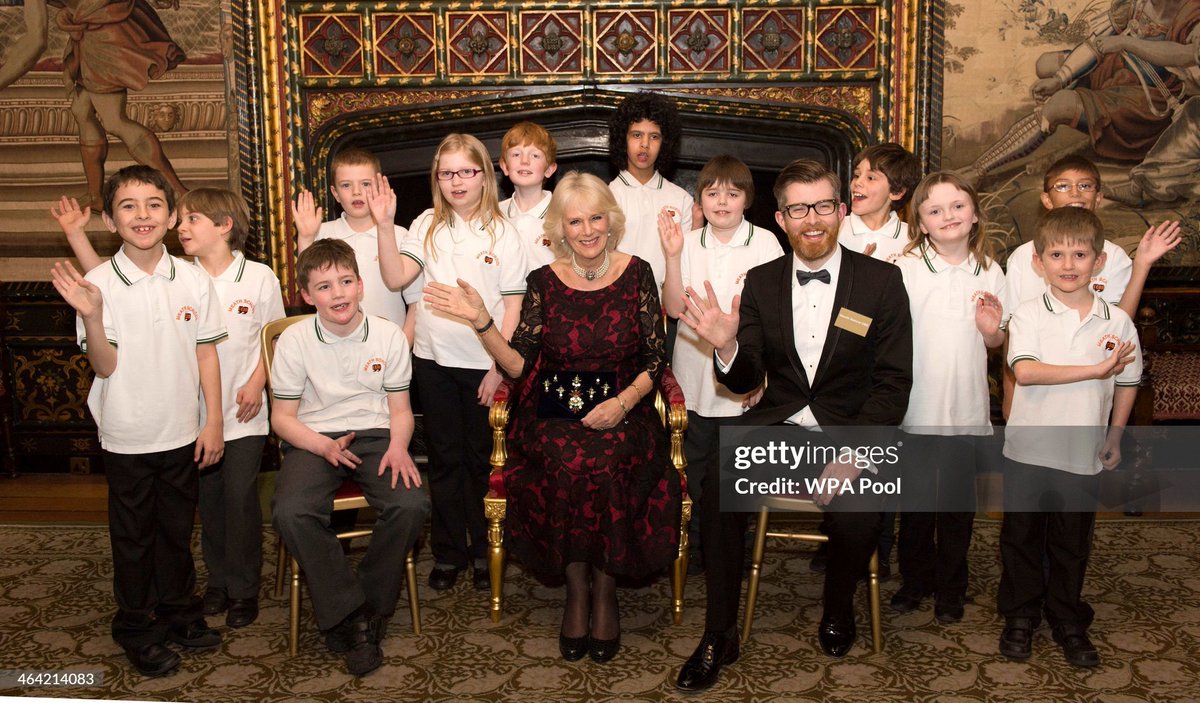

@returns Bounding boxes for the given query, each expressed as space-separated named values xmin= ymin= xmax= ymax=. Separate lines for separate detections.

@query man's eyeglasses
xmin=436 ymin=168 xmax=484 ymax=181
xmin=1050 ymin=180 xmax=1097 ymax=193
xmin=782 ymin=199 xmax=839 ymax=219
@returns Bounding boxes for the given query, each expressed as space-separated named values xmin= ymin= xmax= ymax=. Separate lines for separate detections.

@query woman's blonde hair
xmin=904 ymin=170 xmax=995 ymax=269
xmin=543 ymin=172 xmax=627 ymax=259
xmin=425 ymin=133 xmax=503 ymax=260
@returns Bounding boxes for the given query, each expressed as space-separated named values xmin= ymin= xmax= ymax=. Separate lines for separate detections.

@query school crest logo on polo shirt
xmin=477 ymin=251 xmax=498 ymax=266
xmin=176 ymin=306 xmax=197 ymax=322
xmin=229 ymin=299 xmax=255 ymax=316
xmin=735 ymin=272 xmax=747 ymax=286
xmin=363 ymin=357 xmax=386 ymax=373
xmin=1092 ymin=277 xmax=1107 ymax=292
xmin=1098 ymin=333 xmax=1121 ymax=351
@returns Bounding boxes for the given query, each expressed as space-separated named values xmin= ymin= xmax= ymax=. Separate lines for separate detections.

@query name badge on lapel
xmin=834 ymin=308 xmax=872 ymax=337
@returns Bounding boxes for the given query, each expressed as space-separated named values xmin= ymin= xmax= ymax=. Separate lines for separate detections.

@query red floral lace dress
xmin=504 ymin=257 xmax=681 ymax=578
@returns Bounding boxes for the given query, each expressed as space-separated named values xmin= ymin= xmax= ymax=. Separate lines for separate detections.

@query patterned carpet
xmin=0 ymin=519 xmax=1198 ymax=702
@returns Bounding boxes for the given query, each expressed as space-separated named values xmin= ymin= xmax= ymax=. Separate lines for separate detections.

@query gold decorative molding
xmin=307 ymin=89 xmax=514 ymax=130
xmin=671 ymin=85 xmax=874 ymax=129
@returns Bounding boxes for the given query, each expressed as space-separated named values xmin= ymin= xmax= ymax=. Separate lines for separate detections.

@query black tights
xmin=562 ymin=562 xmax=618 ymax=639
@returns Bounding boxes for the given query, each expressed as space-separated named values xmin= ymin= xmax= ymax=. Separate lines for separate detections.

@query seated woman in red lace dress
xmin=424 ymin=171 xmax=681 ymax=664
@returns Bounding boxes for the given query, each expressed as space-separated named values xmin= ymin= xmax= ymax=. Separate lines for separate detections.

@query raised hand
xmin=51 ymin=261 xmax=102 ymax=319
xmin=291 ymin=190 xmax=323 ymax=244
xmin=975 ymin=292 xmax=1004 ymax=336
xmin=657 ymin=207 xmax=684 ymax=258
xmin=1135 ymin=219 xmax=1183 ymax=266
xmin=679 ymin=281 xmax=740 ymax=356
xmin=365 ymin=172 xmax=397 ymax=227
xmin=424 ymin=278 xmax=488 ymax=326
xmin=863 ymin=242 xmax=877 ymax=258
xmin=50 ymin=196 xmax=91 ymax=238
xmin=1095 ymin=340 xmax=1136 ymax=380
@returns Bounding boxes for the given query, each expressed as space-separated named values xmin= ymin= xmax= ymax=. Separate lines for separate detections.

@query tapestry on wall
xmin=942 ymin=0 xmax=1200 ymax=271
xmin=0 ymin=0 xmax=239 ymax=275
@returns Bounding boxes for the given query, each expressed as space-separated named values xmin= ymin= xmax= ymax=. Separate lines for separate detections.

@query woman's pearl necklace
xmin=571 ymin=249 xmax=610 ymax=281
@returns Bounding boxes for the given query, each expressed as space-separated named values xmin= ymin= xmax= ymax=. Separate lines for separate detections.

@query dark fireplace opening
xmin=335 ymin=98 xmax=861 ymax=251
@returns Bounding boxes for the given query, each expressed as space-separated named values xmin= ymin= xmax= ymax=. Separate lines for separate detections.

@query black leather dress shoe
xmin=675 ymin=630 xmax=740 ymax=692
xmin=817 ymin=618 xmax=856 ymax=657
xmin=934 ymin=596 xmax=965 ymax=624
xmin=125 ymin=643 xmax=181 ymax=677
xmin=589 ymin=633 xmax=620 ymax=663
xmin=167 ymin=619 xmax=222 ymax=649
xmin=344 ymin=613 xmax=382 ymax=677
xmin=559 ymin=633 xmax=588 ymax=661
xmin=889 ymin=584 xmax=930 ymax=614
xmin=202 ymin=587 xmax=229 ymax=616
xmin=999 ymin=617 xmax=1035 ymax=660
xmin=225 ymin=598 xmax=259 ymax=628
xmin=428 ymin=567 xmax=461 ymax=591
xmin=1053 ymin=627 xmax=1100 ymax=667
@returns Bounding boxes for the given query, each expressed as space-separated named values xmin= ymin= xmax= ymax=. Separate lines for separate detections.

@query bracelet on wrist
xmin=474 ymin=317 xmax=494 ymax=334
xmin=617 ymin=395 xmax=629 ymax=417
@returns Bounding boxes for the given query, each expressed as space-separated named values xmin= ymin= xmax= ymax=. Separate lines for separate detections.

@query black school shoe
xmin=999 ymin=617 xmax=1036 ymax=660
xmin=167 ymin=619 xmax=222 ymax=649
xmin=202 ymin=587 xmax=229 ymax=615
xmin=226 ymin=598 xmax=259 ymax=629
xmin=343 ymin=612 xmax=383 ymax=677
xmin=124 ymin=643 xmax=181 ymax=678
xmin=1053 ymin=626 xmax=1101 ymax=668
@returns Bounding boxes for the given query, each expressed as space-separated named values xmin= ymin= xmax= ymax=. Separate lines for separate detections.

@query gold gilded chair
xmin=261 ymin=314 xmax=420 ymax=656
xmin=741 ymin=497 xmax=883 ymax=651
xmin=484 ymin=368 xmax=692 ymax=623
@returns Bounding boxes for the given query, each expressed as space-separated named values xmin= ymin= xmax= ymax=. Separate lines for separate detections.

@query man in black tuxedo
xmin=676 ymin=159 xmax=912 ymax=691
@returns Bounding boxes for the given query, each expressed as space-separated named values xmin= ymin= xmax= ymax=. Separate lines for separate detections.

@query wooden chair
xmin=261 ymin=314 xmax=420 ymax=655
xmin=484 ymin=368 xmax=692 ymax=623
xmin=742 ymin=497 xmax=883 ymax=652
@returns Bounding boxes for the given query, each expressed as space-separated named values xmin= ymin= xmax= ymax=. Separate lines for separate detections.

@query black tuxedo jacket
xmin=717 ymin=246 xmax=913 ymax=438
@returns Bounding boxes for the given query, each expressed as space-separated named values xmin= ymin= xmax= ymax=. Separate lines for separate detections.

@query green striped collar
xmin=505 ymin=191 xmax=552 ymax=220
xmin=617 ymin=170 xmax=663 ymax=189
xmin=1042 ymin=291 xmax=1110 ymax=319
xmin=111 ymin=244 xmax=175 ymax=286
xmin=919 ymin=242 xmax=981 ymax=275
xmin=699 ymin=220 xmax=755 ymax=248
xmin=314 ymin=313 xmax=369 ymax=344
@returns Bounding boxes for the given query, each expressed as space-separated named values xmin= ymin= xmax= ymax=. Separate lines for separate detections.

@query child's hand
xmin=742 ymin=387 xmax=765 ymax=409
xmin=51 ymin=261 xmax=103 ymax=319
xmin=477 ymin=367 xmax=503 ymax=406
xmin=50 ymin=196 xmax=92 ymax=238
xmin=657 ymin=207 xmax=684 ymax=258
xmin=679 ymin=281 xmax=741 ymax=356
xmin=365 ymin=172 xmax=397 ymax=226
xmin=234 ymin=381 xmax=265 ymax=423
xmin=195 ymin=424 xmax=225 ymax=469
xmin=317 ymin=431 xmax=361 ymax=469
xmin=975 ymin=292 xmax=1003 ymax=336
xmin=863 ymin=243 xmax=877 ymax=258
xmin=379 ymin=445 xmax=420 ymax=489
xmin=1095 ymin=340 xmax=1136 ymax=380
xmin=1135 ymin=219 xmax=1182 ymax=267
xmin=291 ymin=190 xmax=323 ymax=243
xmin=1099 ymin=435 xmax=1122 ymax=470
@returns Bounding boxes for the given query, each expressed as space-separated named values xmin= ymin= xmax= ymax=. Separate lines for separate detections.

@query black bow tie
xmin=796 ymin=269 xmax=831 ymax=286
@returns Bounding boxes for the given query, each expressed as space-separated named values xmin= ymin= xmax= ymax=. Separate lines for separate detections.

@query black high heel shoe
xmin=559 ymin=633 xmax=588 ymax=661
xmin=588 ymin=632 xmax=620 ymax=663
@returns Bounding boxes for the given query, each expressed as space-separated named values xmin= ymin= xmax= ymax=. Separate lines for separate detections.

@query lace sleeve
xmin=634 ymin=258 xmax=666 ymax=384
xmin=507 ymin=268 xmax=543 ymax=379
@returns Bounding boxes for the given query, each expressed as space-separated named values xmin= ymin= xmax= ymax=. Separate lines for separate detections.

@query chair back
xmin=261 ymin=314 xmax=313 ymax=388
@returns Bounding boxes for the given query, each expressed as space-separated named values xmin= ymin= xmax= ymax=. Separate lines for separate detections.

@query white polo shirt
xmin=271 ymin=314 xmax=411 ymax=433
xmin=317 ymin=214 xmax=422 ymax=325
xmin=400 ymin=209 xmax=528 ymax=369
xmin=1005 ymin=239 xmax=1132 ymax=316
xmin=500 ymin=191 xmax=556 ymax=271
xmin=838 ymin=211 xmax=910 ymax=264
xmin=674 ymin=220 xmax=784 ymax=417
xmin=1004 ymin=292 xmax=1142 ymax=474
xmin=78 ymin=245 xmax=227 ymax=454
xmin=896 ymin=244 xmax=1009 ymax=435
xmin=195 ymin=251 xmax=287 ymax=441
xmin=609 ymin=170 xmax=695 ymax=289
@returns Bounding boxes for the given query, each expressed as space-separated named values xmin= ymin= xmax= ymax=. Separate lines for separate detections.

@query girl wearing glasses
xmin=374 ymin=133 xmax=528 ymax=593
